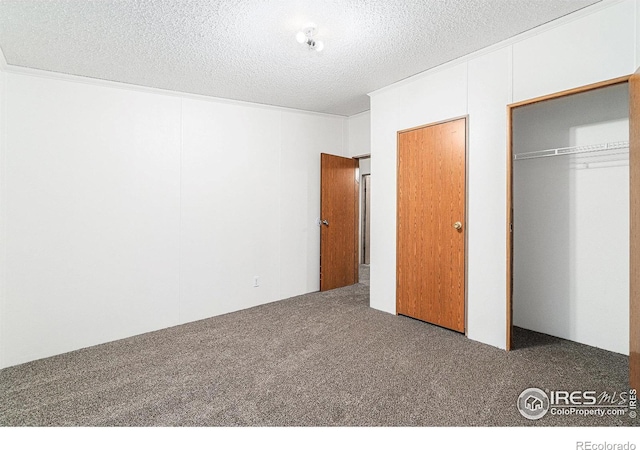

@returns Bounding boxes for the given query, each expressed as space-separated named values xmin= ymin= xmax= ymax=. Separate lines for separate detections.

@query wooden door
xmin=397 ymin=118 xmax=466 ymax=332
xmin=320 ymin=153 xmax=359 ymax=291
xmin=630 ymin=68 xmax=639 ymax=390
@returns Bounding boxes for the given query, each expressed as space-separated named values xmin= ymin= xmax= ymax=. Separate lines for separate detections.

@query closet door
xmin=630 ymin=68 xmax=639 ymax=391
xmin=397 ymin=118 xmax=466 ymax=333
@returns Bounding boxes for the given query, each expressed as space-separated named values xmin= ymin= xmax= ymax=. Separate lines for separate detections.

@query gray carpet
xmin=359 ymin=264 xmax=370 ymax=286
xmin=0 ymin=269 xmax=635 ymax=427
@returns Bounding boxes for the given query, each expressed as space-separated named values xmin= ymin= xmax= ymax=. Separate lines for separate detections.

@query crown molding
xmin=347 ymin=110 xmax=371 ymax=119
xmin=1 ymin=62 xmax=348 ymax=119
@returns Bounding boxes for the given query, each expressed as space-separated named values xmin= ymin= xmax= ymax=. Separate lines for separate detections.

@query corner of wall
xmin=0 ymin=46 xmax=6 ymax=368
xmin=0 ymin=45 xmax=7 ymax=72
xmin=343 ymin=116 xmax=350 ymax=157
xmin=346 ymin=110 xmax=372 ymax=158
xmin=636 ymin=0 xmax=640 ymax=70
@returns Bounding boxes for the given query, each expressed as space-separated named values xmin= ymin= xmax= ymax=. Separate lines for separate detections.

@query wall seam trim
xmin=466 ymin=61 xmax=469 ymax=113
xmin=633 ymin=1 xmax=639 ymax=72
xmin=277 ymin=111 xmax=283 ymax=299
xmin=1 ymin=64 xmax=348 ymax=119
xmin=510 ymin=45 xmax=514 ymax=103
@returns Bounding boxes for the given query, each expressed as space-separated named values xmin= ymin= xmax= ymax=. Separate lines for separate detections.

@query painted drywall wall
xmin=512 ymin=2 xmax=635 ymax=103
xmin=0 ymin=55 xmax=5 ymax=365
xmin=0 ymin=70 xmax=346 ymax=368
xmin=513 ymin=84 xmax=629 ymax=354
xmin=636 ymin=0 xmax=640 ymax=70
xmin=280 ymin=111 xmax=347 ymax=298
xmin=465 ymin=47 xmax=512 ymax=347
xmin=347 ymin=111 xmax=371 ymax=158
xmin=1 ymin=73 xmax=182 ymax=367
xmin=369 ymin=0 xmax=638 ymax=349
xmin=359 ymin=157 xmax=370 ymax=176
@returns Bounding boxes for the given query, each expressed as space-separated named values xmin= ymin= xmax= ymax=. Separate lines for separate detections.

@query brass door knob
xmin=453 ymin=222 xmax=462 ymax=230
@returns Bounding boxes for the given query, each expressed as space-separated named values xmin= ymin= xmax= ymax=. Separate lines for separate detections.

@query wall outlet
xmin=253 ymin=276 xmax=260 ymax=287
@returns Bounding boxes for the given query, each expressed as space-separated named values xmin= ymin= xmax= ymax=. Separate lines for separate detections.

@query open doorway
xmin=358 ymin=156 xmax=371 ymax=285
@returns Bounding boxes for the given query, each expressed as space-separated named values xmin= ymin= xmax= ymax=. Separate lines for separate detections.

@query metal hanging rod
xmin=513 ymin=141 xmax=629 ymax=161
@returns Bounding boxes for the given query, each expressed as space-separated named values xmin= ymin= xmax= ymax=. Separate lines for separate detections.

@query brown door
xmin=397 ymin=118 xmax=466 ymax=332
xmin=320 ymin=153 xmax=359 ymax=291
xmin=630 ymin=68 xmax=640 ymax=390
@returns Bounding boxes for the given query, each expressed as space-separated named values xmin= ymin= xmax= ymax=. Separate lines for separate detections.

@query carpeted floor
xmin=0 ymin=265 xmax=635 ymax=426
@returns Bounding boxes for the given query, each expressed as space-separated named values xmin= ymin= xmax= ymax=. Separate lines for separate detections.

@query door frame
xmin=396 ymin=115 xmax=469 ymax=334
xmin=354 ymin=154 xmax=371 ymax=267
xmin=505 ymin=75 xmax=632 ymax=351
xmin=361 ymin=173 xmax=371 ymax=265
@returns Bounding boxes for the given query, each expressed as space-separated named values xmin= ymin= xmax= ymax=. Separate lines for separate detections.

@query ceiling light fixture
xmin=296 ymin=23 xmax=324 ymax=52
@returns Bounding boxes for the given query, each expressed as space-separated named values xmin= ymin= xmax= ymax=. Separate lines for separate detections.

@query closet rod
xmin=513 ymin=140 xmax=629 ymax=161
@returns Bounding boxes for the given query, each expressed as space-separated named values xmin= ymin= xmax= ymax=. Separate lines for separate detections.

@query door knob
xmin=453 ymin=221 xmax=462 ymax=230
xmin=322 ymin=219 xmax=329 ymax=226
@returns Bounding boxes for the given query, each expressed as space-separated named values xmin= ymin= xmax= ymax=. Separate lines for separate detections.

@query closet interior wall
xmin=512 ymin=83 xmax=630 ymax=355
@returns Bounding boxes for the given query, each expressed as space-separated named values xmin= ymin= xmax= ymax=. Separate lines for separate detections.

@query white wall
xmin=359 ymin=157 xmax=370 ymax=176
xmin=0 ymin=53 xmax=6 ymax=366
xmin=347 ymin=111 xmax=371 ymax=158
xmin=2 ymin=74 xmax=182 ymax=368
xmin=513 ymin=84 xmax=629 ymax=354
xmin=0 ymin=70 xmax=346 ymax=368
xmin=466 ymin=47 xmax=512 ymax=347
xmin=512 ymin=2 xmax=635 ymax=102
xmin=280 ymin=111 xmax=346 ymax=297
xmin=369 ymin=0 xmax=638 ymax=349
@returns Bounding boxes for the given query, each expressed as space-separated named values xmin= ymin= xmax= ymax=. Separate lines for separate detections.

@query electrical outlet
xmin=253 ymin=276 xmax=260 ymax=287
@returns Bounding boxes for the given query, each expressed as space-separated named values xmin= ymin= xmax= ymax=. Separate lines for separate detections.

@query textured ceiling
xmin=0 ymin=0 xmax=600 ymax=116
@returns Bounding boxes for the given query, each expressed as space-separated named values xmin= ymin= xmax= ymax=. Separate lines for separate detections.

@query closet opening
xmin=507 ymin=76 xmax=633 ymax=358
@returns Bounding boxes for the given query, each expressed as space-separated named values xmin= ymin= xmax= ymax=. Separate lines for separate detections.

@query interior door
xmin=397 ymin=118 xmax=466 ymax=333
xmin=630 ymin=68 xmax=639 ymax=390
xmin=320 ymin=153 xmax=359 ymax=291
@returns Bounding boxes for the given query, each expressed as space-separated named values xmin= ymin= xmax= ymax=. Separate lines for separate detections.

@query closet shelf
xmin=513 ymin=141 xmax=629 ymax=161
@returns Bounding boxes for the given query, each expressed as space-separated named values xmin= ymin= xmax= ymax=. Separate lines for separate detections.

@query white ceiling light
xmin=296 ymin=23 xmax=323 ymax=52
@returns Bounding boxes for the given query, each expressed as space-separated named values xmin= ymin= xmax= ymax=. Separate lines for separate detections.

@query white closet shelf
xmin=513 ymin=140 xmax=629 ymax=161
